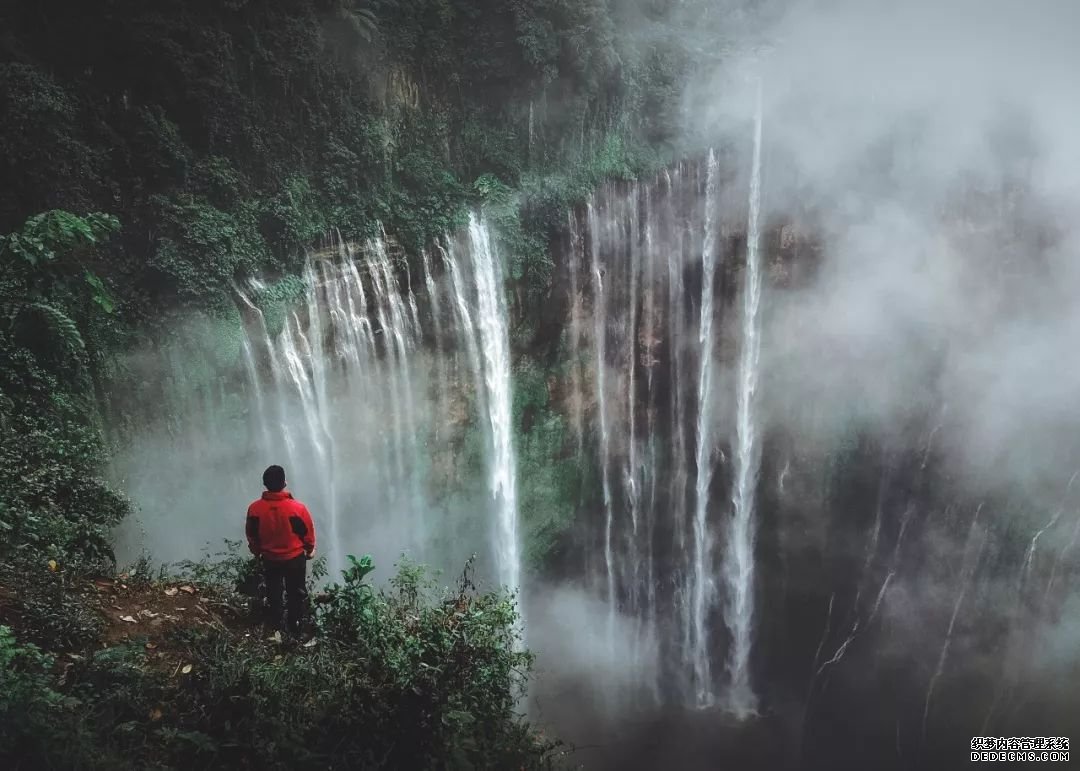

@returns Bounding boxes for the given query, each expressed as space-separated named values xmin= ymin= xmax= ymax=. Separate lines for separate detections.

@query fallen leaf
xmin=178 ymin=585 xmax=196 ymax=595
xmin=145 ymin=642 xmax=157 ymax=650
xmin=138 ymin=609 xmax=158 ymax=618
xmin=303 ymin=638 xmax=317 ymax=648
xmin=181 ymin=664 xmax=193 ymax=674
xmin=164 ymin=588 xmax=178 ymax=597
xmin=119 ymin=615 xmax=137 ymax=623
xmin=149 ymin=708 xmax=162 ymax=722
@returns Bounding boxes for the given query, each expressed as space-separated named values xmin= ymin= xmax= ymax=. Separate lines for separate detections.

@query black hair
xmin=262 ymin=465 xmax=286 ymax=492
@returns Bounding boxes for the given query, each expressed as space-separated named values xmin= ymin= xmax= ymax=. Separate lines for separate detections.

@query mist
xmin=110 ymin=240 xmax=504 ymax=588
xmin=701 ymin=0 xmax=1080 ymax=488
xmin=524 ymin=0 xmax=1080 ymax=764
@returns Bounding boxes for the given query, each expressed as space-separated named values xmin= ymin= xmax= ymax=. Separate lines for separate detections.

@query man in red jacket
xmin=245 ymin=465 xmax=316 ymax=635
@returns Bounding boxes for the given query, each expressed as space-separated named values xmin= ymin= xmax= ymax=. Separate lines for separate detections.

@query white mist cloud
xmin=525 ymin=584 xmax=659 ymax=722
xmin=676 ymin=0 xmax=1080 ymax=494
xmin=664 ymin=0 xmax=1080 ymax=726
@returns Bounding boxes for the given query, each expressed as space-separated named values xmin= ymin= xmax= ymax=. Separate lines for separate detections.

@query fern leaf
xmin=31 ymin=302 xmax=85 ymax=352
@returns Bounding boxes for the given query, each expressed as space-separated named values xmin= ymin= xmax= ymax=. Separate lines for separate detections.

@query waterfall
xmin=690 ymin=149 xmax=721 ymax=707
xmin=664 ymin=166 xmax=693 ymax=687
xmin=559 ymin=112 xmax=771 ymax=709
xmin=568 ymin=158 xmax=731 ymax=706
xmin=465 ymin=215 xmax=521 ymax=607
xmin=641 ymin=184 xmax=661 ymax=705
xmin=723 ymin=88 xmax=765 ymax=716
xmin=625 ymin=184 xmax=641 ymax=623
xmin=107 ymin=219 xmax=523 ymax=598
xmin=441 ymin=217 xmax=522 ymax=620
xmin=567 ymin=211 xmax=586 ymax=456
xmin=280 ymin=308 xmax=339 ymax=573
xmin=588 ymin=201 xmax=617 ymax=654
xmin=236 ymin=288 xmax=273 ymax=453
xmin=421 ymin=249 xmax=445 ymax=437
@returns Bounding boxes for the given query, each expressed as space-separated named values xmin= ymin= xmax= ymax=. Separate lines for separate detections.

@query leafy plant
xmin=0 ymin=210 xmax=121 ymax=367
xmin=175 ymin=539 xmax=260 ymax=595
xmin=0 ymin=343 xmax=129 ymax=569
xmin=0 ymin=564 xmax=105 ymax=651
xmin=0 ymin=625 xmax=69 ymax=764
xmin=1 ymin=210 xmax=118 ymax=268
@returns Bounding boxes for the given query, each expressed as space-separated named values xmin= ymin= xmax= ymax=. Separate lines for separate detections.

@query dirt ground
xmin=92 ymin=576 xmax=249 ymax=646
xmin=0 ymin=572 xmax=260 ymax=674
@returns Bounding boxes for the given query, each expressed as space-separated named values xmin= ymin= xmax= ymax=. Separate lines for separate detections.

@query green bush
xmin=0 ymin=344 xmax=129 ymax=569
xmin=0 ymin=625 xmax=74 ymax=766
xmin=0 ymin=554 xmax=560 ymax=770
xmin=0 ymin=562 xmax=105 ymax=651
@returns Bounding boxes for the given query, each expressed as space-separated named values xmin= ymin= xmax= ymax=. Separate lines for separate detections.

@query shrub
xmin=0 ymin=625 xmax=69 ymax=765
xmin=0 ymin=344 xmax=130 ymax=570
xmin=0 ymin=561 xmax=105 ymax=651
xmin=1 ymin=549 xmax=562 ymax=769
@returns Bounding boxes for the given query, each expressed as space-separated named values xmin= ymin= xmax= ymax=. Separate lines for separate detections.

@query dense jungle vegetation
xmin=0 ymin=0 xmax=691 ymax=766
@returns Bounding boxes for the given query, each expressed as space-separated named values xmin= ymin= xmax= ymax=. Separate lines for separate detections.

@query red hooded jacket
xmin=245 ymin=490 xmax=315 ymax=561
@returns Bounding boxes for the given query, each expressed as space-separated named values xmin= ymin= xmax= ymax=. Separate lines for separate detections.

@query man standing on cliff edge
xmin=245 ymin=465 xmax=316 ymax=635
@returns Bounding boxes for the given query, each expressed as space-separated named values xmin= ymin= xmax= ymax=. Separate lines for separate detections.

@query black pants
xmin=264 ymin=554 xmax=307 ymax=634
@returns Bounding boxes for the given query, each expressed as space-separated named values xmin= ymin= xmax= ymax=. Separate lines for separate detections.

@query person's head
xmin=262 ymin=464 xmax=286 ymax=492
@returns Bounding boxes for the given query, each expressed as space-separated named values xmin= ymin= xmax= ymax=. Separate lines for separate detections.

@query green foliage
xmin=271 ymin=176 xmax=328 ymax=248
xmin=0 ymin=562 xmax=105 ymax=651
xmin=1 ymin=210 xmax=122 ymax=370
xmin=512 ymin=358 xmax=581 ymax=568
xmin=1 ymin=210 xmax=119 ymax=268
xmin=85 ymin=271 xmax=117 ymax=314
xmin=10 ymin=301 xmax=85 ymax=354
xmin=0 ymin=214 xmax=128 ymax=571
xmin=150 ymin=194 xmax=268 ymax=298
xmin=0 ymin=625 xmax=73 ymax=765
xmin=0 ymin=556 xmax=559 ymax=770
xmin=1 ymin=0 xmax=685 ymax=321
xmin=174 ymin=539 xmax=260 ymax=594
xmin=120 ymin=554 xmax=171 ymax=591
xmin=0 ymin=344 xmax=129 ymax=568
xmin=0 ymin=63 xmax=102 ymax=225
xmin=311 ymin=555 xmax=551 ymax=768
xmin=251 ymin=274 xmax=309 ymax=338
